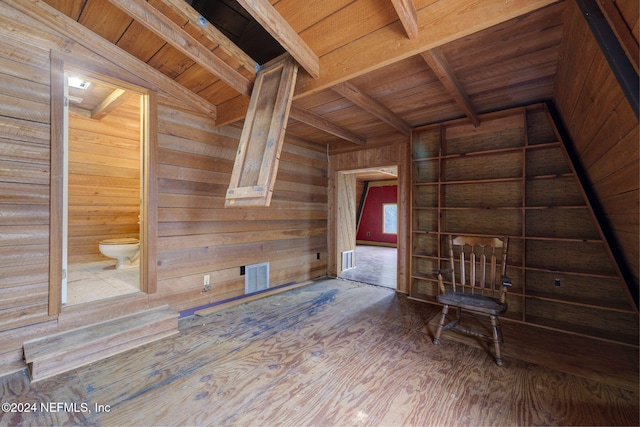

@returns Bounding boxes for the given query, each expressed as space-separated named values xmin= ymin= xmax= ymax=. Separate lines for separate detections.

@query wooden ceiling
xmin=42 ymin=0 xmax=567 ymax=150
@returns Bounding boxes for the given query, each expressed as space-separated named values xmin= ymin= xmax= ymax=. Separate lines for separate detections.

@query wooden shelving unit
xmin=409 ymin=104 xmax=638 ymax=346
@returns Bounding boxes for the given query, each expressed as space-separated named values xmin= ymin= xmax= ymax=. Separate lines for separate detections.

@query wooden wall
xmin=554 ymin=0 xmax=639 ymax=292
xmin=0 ymin=1 xmax=328 ymax=375
xmin=67 ymin=98 xmax=141 ymax=263
xmin=0 ymin=5 xmax=55 ymax=365
xmin=150 ymin=106 xmax=328 ymax=311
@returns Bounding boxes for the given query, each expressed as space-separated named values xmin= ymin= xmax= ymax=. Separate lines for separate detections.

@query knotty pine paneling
xmin=553 ymin=0 xmax=640 ymax=288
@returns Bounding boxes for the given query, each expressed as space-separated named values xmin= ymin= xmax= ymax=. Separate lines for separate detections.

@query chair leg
xmin=490 ymin=315 xmax=504 ymax=366
xmin=433 ymin=304 xmax=449 ymax=345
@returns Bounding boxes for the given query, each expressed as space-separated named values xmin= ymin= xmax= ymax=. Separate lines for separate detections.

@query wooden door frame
xmin=48 ymin=52 xmax=158 ymax=315
xmin=328 ymin=144 xmax=410 ymax=293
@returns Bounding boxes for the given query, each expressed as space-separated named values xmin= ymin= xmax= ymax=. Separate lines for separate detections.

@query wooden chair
xmin=433 ymin=235 xmax=512 ymax=366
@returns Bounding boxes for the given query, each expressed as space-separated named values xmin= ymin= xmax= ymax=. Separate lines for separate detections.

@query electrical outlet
xmin=240 ymin=266 xmax=245 ymax=276
xmin=203 ymin=274 xmax=210 ymax=292
xmin=554 ymin=278 xmax=561 ymax=288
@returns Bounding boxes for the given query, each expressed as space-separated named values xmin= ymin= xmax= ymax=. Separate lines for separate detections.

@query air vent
xmin=341 ymin=250 xmax=354 ymax=272
xmin=245 ymin=262 xmax=269 ymax=294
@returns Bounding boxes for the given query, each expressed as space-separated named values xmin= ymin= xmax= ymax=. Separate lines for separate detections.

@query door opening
xmin=62 ymin=69 xmax=146 ymax=305
xmin=337 ymin=167 xmax=398 ymax=290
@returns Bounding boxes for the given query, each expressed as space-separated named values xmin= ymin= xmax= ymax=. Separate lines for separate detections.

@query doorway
xmin=62 ymin=69 xmax=144 ymax=305
xmin=45 ymin=55 xmax=159 ymax=310
xmin=337 ymin=167 xmax=398 ymax=289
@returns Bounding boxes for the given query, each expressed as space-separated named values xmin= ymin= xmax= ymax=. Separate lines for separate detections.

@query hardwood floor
xmin=1 ymin=278 xmax=637 ymax=426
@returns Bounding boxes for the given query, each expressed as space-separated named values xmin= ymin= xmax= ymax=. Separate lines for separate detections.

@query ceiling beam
xmin=91 ymin=88 xmax=135 ymax=120
xmin=289 ymin=105 xmax=367 ymax=146
xmin=420 ymin=48 xmax=480 ymax=127
xmin=108 ymin=0 xmax=253 ymax=97
xmin=235 ymin=0 xmax=319 ymax=79
xmin=332 ymin=81 xmax=411 ymax=135
xmin=156 ymin=0 xmax=258 ymax=75
xmin=218 ymin=0 xmax=558 ymax=125
xmin=390 ymin=0 xmax=418 ymax=39
xmin=295 ymin=0 xmax=559 ymax=97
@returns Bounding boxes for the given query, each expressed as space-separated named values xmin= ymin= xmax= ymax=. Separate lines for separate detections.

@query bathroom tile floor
xmin=66 ymin=260 xmax=140 ymax=306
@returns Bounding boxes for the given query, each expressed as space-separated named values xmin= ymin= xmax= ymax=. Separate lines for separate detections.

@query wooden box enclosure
xmin=226 ymin=54 xmax=298 ymax=207
xmin=410 ymin=104 xmax=638 ymax=345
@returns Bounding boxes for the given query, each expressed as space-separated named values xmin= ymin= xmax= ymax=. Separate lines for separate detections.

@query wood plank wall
xmin=67 ymin=98 xmax=141 ymax=263
xmin=0 ymin=1 xmax=328 ymax=375
xmin=0 ymin=3 xmax=60 ymax=375
xmin=151 ymin=105 xmax=328 ymax=311
xmin=554 ymin=0 xmax=639 ymax=289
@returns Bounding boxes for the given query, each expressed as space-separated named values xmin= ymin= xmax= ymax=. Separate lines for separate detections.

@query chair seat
xmin=436 ymin=292 xmax=507 ymax=316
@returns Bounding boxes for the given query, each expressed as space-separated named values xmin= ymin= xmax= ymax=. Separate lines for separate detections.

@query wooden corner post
xmin=226 ymin=54 xmax=298 ymax=207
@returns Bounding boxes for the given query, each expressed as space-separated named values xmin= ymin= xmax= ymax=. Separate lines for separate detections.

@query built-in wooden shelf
xmin=409 ymin=104 xmax=638 ymax=346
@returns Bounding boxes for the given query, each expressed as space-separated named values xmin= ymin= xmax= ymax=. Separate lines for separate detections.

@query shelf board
xmin=524 ymin=265 xmax=618 ymax=279
xmin=411 ymin=273 xmax=437 ymax=281
xmin=414 ymin=176 xmax=523 ymax=185
xmin=413 ymin=145 xmax=525 ymax=162
xmin=437 ymin=206 xmax=523 ymax=211
xmin=525 ymin=141 xmax=561 ymax=149
xmin=413 ymin=174 xmax=576 ymax=185
xmin=525 ymin=173 xmax=574 ymax=180
xmin=523 ymin=236 xmax=602 ymax=243
xmin=524 ymin=293 xmax=635 ymax=314
xmin=524 ymin=205 xmax=587 ymax=209
xmin=412 ymin=141 xmax=562 ymax=163
xmin=412 ymin=253 xmax=438 ymax=259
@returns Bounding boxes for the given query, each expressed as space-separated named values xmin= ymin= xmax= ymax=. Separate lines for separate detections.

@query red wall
xmin=356 ymin=184 xmax=397 ymax=245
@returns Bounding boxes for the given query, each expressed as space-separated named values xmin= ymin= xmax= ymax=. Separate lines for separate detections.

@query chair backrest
xmin=446 ymin=235 xmax=509 ymax=298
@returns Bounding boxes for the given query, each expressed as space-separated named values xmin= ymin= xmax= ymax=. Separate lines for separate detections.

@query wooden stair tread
xmin=23 ymin=306 xmax=178 ymax=382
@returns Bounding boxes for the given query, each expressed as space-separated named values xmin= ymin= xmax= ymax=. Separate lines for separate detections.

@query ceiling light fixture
xmin=67 ymin=76 xmax=91 ymax=89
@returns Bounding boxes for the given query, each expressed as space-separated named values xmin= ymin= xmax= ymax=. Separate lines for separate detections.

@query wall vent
xmin=341 ymin=250 xmax=354 ymax=271
xmin=245 ymin=262 xmax=269 ymax=294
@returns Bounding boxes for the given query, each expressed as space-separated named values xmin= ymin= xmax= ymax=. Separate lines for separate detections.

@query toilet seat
xmin=100 ymin=238 xmax=139 ymax=245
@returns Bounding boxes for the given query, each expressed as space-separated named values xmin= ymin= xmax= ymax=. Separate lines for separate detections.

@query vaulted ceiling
xmin=42 ymin=0 xmax=566 ymax=151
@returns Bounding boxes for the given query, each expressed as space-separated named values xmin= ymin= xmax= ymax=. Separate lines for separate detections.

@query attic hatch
xmin=188 ymin=0 xmax=286 ymax=65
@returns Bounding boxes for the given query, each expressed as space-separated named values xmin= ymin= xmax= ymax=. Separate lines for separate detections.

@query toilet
xmin=98 ymin=238 xmax=140 ymax=269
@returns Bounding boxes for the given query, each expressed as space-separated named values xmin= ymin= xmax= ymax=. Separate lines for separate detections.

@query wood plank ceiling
xmin=41 ymin=0 xmax=566 ymax=151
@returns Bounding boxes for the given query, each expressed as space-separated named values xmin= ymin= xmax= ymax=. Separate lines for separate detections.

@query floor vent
xmin=342 ymin=250 xmax=355 ymax=271
xmin=245 ymin=262 xmax=269 ymax=294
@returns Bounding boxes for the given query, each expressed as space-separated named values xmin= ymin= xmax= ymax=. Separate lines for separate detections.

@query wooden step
xmin=23 ymin=306 xmax=178 ymax=382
